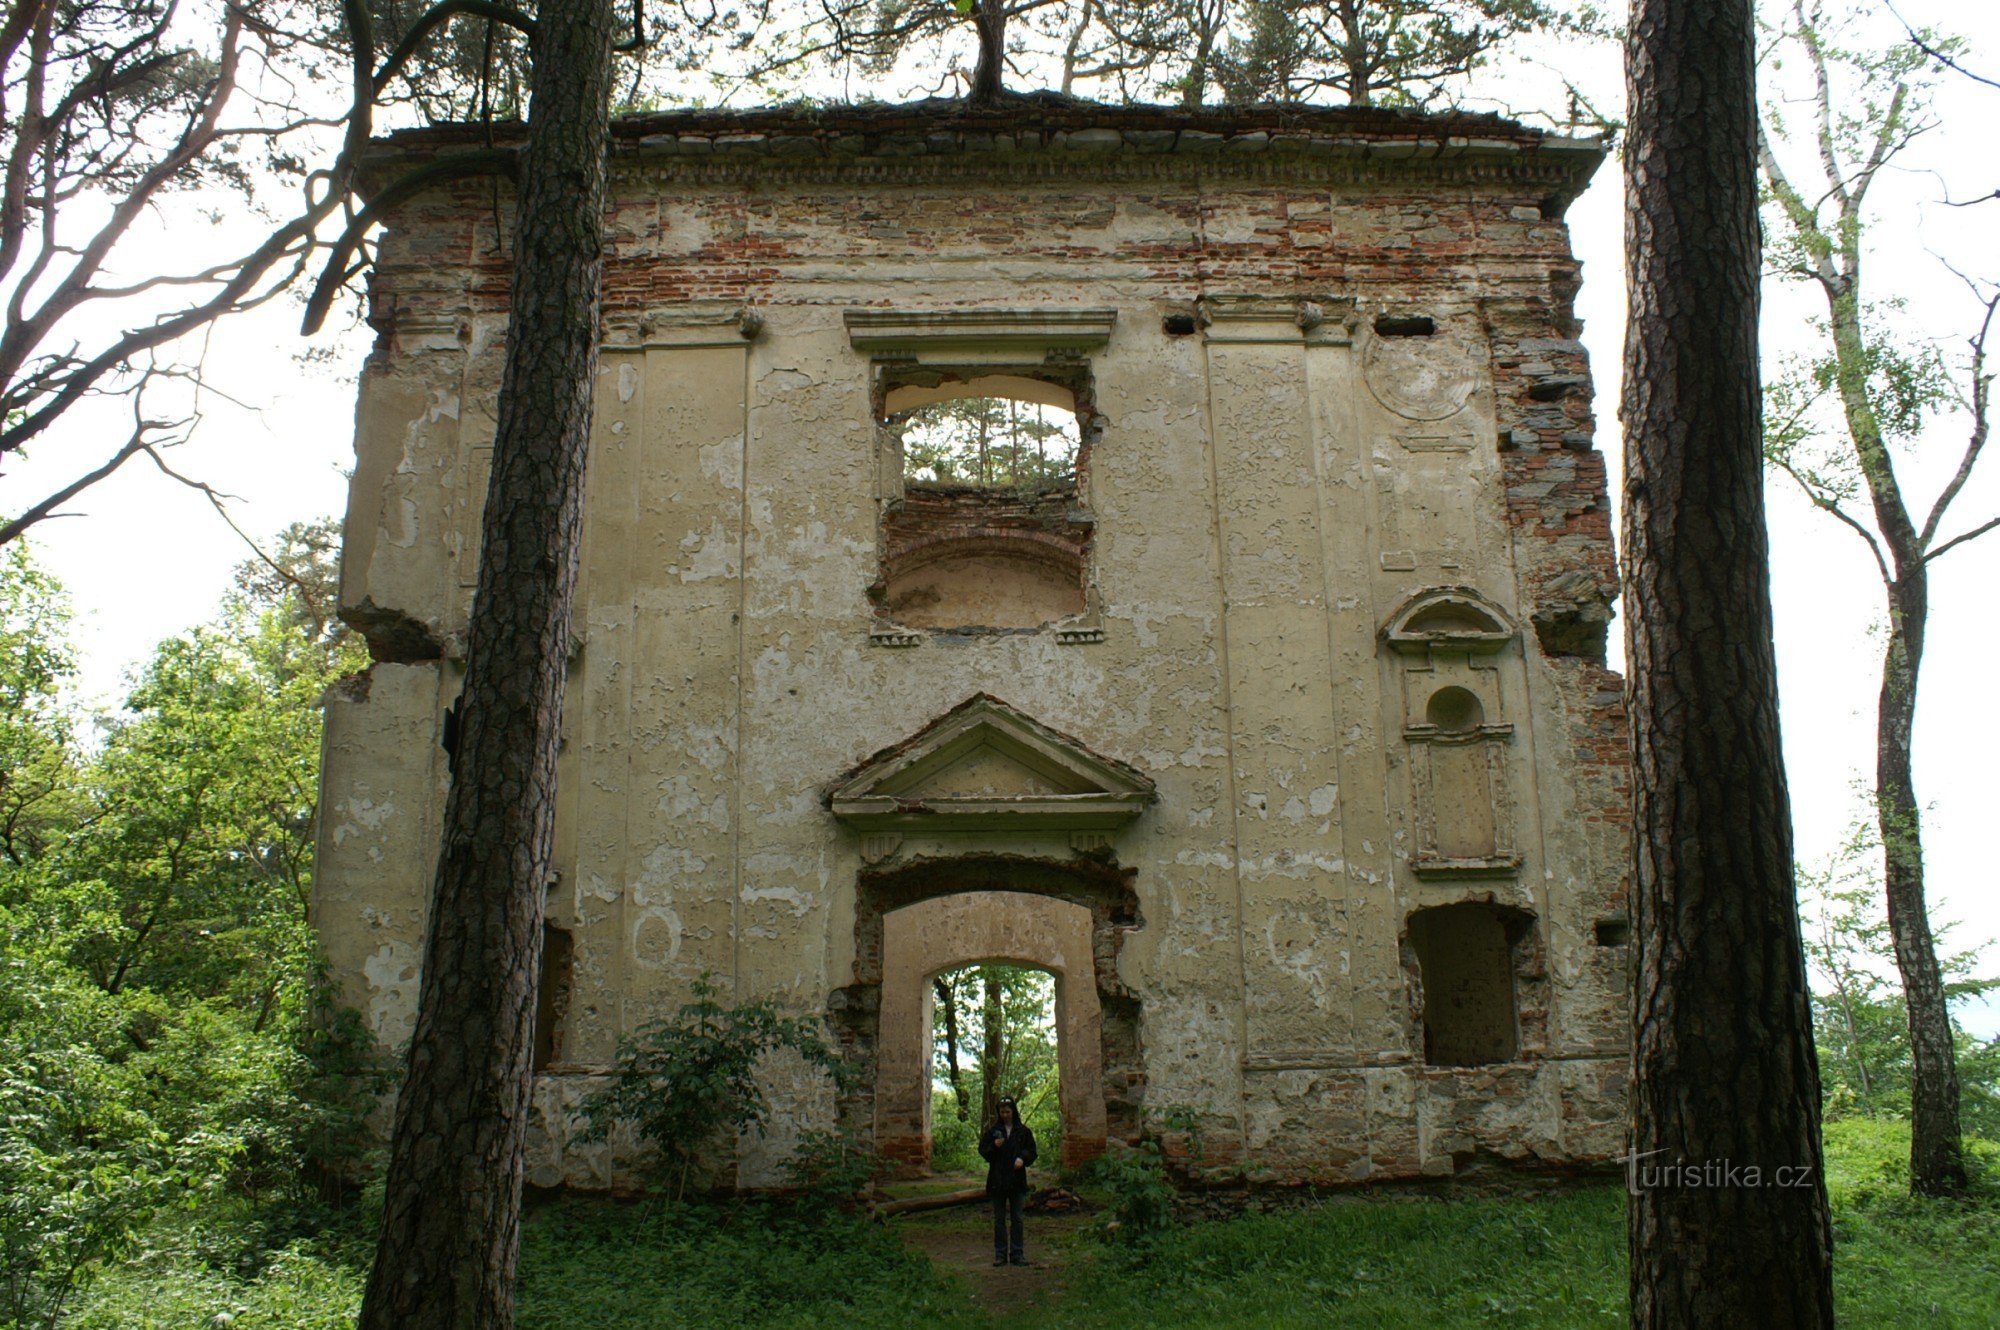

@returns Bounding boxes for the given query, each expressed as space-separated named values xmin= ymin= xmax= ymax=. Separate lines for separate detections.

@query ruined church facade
xmin=316 ymin=104 xmax=1631 ymax=1189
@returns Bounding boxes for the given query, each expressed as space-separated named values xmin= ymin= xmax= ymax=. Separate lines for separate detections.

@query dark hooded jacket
xmin=978 ymin=1117 xmax=1038 ymax=1196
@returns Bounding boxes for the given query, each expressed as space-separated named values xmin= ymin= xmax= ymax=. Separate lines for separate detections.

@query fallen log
xmin=872 ymin=1186 xmax=988 ymax=1218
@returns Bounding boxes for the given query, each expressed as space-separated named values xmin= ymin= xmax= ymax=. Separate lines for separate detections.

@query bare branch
xmin=1920 ymin=288 xmax=1997 ymax=561
xmin=1925 ymin=515 xmax=2000 ymax=563
xmin=1885 ymin=2 xmax=2000 ymax=90
xmin=1771 ymin=453 xmax=1893 ymax=585
xmin=0 ymin=402 xmax=189 ymax=546
xmin=372 ymin=0 xmax=538 ymax=97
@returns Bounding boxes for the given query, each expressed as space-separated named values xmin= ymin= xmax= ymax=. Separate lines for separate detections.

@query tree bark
xmin=936 ymin=974 xmax=971 ymax=1119
xmin=1754 ymin=16 xmax=1971 ymax=1197
xmin=355 ymin=0 xmax=613 ymax=1321
xmin=1823 ymin=272 xmax=1964 ymax=1198
xmin=980 ymin=970 xmax=1004 ymax=1125
xmin=1877 ymin=574 xmax=1965 ymax=1194
xmin=1623 ymin=0 xmax=1834 ymax=1323
xmin=969 ymin=0 xmax=1006 ymax=104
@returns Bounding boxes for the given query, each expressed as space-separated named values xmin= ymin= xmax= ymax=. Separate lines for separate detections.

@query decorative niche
xmin=846 ymin=310 xmax=1114 ymax=645
xmin=1383 ymin=587 xmax=1523 ymax=879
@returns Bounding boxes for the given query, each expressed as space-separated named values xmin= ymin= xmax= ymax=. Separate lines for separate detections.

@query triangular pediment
xmin=828 ymin=695 xmax=1156 ymax=832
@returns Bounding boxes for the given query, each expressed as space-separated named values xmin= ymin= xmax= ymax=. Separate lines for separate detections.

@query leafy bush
xmin=578 ymin=976 xmax=855 ymax=1199
xmin=1086 ymin=1140 xmax=1179 ymax=1244
xmin=928 ymin=1090 xmax=982 ymax=1174
xmin=780 ymin=1129 xmax=877 ymax=1209
xmin=0 ymin=955 xmax=214 ymax=1330
xmin=0 ymin=924 xmax=388 ymax=1324
xmin=61 ymin=1233 xmax=362 ymax=1330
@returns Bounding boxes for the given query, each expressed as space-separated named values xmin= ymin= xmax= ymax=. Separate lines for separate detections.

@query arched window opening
xmin=1407 ymin=903 xmax=1527 ymax=1067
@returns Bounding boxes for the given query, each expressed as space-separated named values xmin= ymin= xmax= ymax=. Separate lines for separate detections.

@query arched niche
xmin=879 ymin=531 xmax=1085 ymax=631
xmin=874 ymin=891 xmax=1106 ymax=1173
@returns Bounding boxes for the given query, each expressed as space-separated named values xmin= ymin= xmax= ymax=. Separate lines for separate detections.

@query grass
xmin=53 ymin=1119 xmax=2000 ymax=1328
xmin=1825 ymin=1119 xmax=2000 ymax=1328
xmin=1029 ymin=1186 xmax=1626 ymax=1329
xmin=513 ymin=1198 xmax=986 ymax=1330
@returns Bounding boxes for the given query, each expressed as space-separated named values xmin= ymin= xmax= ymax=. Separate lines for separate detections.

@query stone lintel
xmin=843 ymin=307 xmax=1117 ymax=360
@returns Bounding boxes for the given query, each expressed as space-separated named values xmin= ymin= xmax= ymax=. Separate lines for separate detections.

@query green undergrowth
xmin=1028 ymin=1185 xmax=1627 ymax=1329
xmin=49 ymin=1118 xmax=2000 ymax=1329
xmin=513 ymin=1197 xmax=985 ymax=1330
xmin=58 ymin=1196 xmax=370 ymax=1330
xmin=1824 ymin=1119 xmax=2000 ymax=1328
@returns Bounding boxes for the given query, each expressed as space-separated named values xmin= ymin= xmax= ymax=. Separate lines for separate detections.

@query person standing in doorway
xmin=980 ymin=1095 xmax=1038 ymax=1267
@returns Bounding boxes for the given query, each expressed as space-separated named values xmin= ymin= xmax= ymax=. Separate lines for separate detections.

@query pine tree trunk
xmin=1623 ymin=0 xmax=1834 ymax=1322
xmin=355 ymin=0 xmax=613 ymax=1322
xmin=1878 ymin=576 xmax=1966 ymax=1194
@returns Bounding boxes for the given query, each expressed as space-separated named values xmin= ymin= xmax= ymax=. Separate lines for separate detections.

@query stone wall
xmin=316 ymin=102 xmax=1632 ymax=1191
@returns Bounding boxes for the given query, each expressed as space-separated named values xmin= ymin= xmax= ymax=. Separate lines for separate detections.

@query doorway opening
xmin=836 ymin=859 xmax=1141 ymax=1177
xmin=926 ymin=963 xmax=1061 ymax=1177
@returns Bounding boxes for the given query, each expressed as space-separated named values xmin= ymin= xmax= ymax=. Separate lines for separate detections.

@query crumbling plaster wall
xmin=315 ymin=108 xmax=1630 ymax=1189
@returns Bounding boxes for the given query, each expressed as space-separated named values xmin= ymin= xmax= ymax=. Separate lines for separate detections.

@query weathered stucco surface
xmin=315 ymin=102 xmax=1632 ymax=1190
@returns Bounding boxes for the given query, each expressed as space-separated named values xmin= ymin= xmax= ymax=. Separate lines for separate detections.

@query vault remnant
xmin=341 ymin=597 xmax=444 ymax=665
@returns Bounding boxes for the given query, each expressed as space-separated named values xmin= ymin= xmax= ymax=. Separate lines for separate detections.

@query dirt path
xmin=890 ymin=1190 xmax=1093 ymax=1323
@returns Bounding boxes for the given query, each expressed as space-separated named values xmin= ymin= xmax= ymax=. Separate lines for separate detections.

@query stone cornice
xmin=362 ymin=101 xmax=1607 ymax=213
xmin=601 ymin=137 xmax=1601 ymax=207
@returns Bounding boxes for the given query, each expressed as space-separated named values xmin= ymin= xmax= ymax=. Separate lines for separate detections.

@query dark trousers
xmin=991 ymin=1190 xmax=1025 ymax=1261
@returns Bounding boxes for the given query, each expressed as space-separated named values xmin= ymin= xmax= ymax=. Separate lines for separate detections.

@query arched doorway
xmin=829 ymin=853 xmax=1145 ymax=1178
xmin=875 ymin=891 xmax=1107 ymax=1172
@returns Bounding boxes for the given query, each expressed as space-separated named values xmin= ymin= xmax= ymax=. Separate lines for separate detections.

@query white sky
xmin=5 ymin=3 xmax=1996 ymax=1028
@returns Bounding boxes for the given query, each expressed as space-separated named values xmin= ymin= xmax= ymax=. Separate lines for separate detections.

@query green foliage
xmin=0 ymin=528 xmax=380 ymax=1325
xmin=1083 ymin=1140 xmax=1179 ymax=1243
xmin=928 ymin=1089 xmax=982 ymax=1173
xmin=0 ymin=956 xmax=186 ymax=1330
xmin=1824 ymin=1118 xmax=2000 ymax=1329
xmin=896 ymin=398 xmax=1078 ymax=491
xmin=514 ymin=1198 xmax=986 ymax=1330
xmin=579 ymin=975 xmax=855 ymax=1198
xmin=930 ymin=962 xmax=1061 ymax=1139
xmin=1213 ymin=0 xmax=1594 ymax=109
xmin=780 ymin=1128 xmax=878 ymax=1208
xmin=61 ymin=1227 xmax=364 ymax=1330
xmin=0 ymin=544 xmax=81 ymax=871
xmin=1801 ymin=833 xmax=2000 ymax=1137
xmin=1055 ymin=1186 xmax=1628 ymax=1326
